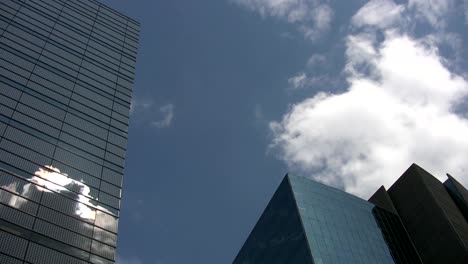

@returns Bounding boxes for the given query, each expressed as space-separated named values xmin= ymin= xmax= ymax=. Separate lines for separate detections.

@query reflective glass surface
xmin=289 ymin=175 xmax=395 ymax=264
xmin=0 ymin=0 xmax=139 ymax=263
xmin=234 ymin=177 xmax=314 ymax=264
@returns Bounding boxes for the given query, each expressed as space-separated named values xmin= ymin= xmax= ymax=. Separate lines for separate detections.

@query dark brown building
xmin=374 ymin=164 xmax=468 ymax=264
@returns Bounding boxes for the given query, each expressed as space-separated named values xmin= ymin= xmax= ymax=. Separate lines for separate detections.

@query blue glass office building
xmin=0 ymin=0 xmax=139 ymax=263
xmin=291 ymin=176 xmax=397 ymax=264
xmin=234 ymin=174 xmax=423 ymax=264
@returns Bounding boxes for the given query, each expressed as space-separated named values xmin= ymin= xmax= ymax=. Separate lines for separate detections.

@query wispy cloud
xmin=270 ymin=0 xmax=468 ymax=197
xmin=130 ymin=98 xmax=175 ymax=129
xmin=351 ymin=0 xmax=405 ymax=30
xmin=130 ymin=97 xmax=153 ymax=116
xmin=306 ymin=54 xmax=326 ymax=67
xmin=231 ymin=0 xmax=333 ymax=41
xmin=287 ymin=53 xmax=334 ymax=91
xmin=151 ymin=104 xmax=174 ymax=128
xmin=287 ymin=72 xmax=330 ymax=90
xmin=288 ymin=72 xmax=307 ymax=90
xmin=408 ymin=0 xmax=454 ymax=29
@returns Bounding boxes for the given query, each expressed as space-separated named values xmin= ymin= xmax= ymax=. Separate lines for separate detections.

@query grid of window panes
xmin=0 ymin=0 xmax=139 ymax=263
xmin=289 ymin=176 xmax=395 ymax=264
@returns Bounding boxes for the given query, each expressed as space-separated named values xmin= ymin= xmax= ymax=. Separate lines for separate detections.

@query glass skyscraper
xmin=0 ymin=0 xmax=139 ymax=263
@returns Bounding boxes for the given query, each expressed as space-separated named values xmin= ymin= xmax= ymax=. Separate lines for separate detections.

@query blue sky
xmin=100 ymin=0 xmax=468 ymax=263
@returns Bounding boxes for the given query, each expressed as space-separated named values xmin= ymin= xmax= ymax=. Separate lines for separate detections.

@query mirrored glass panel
xmin=0 ymin=0 xmax=139 ymax=262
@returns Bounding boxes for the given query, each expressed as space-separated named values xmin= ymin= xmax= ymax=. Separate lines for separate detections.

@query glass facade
xmin=233 ymin=177 xmax=314 ymax=264
xmin=289 ymin=175 xmax=395 ymax=264
xmin=0 ymin=0 xmax=139 ymax=263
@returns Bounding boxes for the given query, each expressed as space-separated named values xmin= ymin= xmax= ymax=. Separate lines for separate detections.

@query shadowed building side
xmin=369 ymin=186 xmax=423 ymax=264
xmin=445 ymin=174 xmax=468 ymax=222
xmin=387 ymin=164 xmax=468 ymax=264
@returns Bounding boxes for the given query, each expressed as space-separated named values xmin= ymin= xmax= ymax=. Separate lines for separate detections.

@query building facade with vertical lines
xmin=0 ymin=0 xmax=139 ymax=263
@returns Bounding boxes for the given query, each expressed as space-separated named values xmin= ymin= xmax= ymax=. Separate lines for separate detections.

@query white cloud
xmin=344 ymin=32 xmax=378 ymax=78
xmin=351 ymin=0 xmax=405 ymax=29
xmin=418 ymin=32 xmax=464 ymax=72
xmin=270 ymin=0 xmax=468 ymax=197
xmin=300 ymin=4 xmax=333 ymax=40
xmin=231 ymin=0 xmax=333 ymax=40
xmin=270 ymin=33 xmax=468 ymax=198
xmin=151 ymin=104 xmax=175 ymax=128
